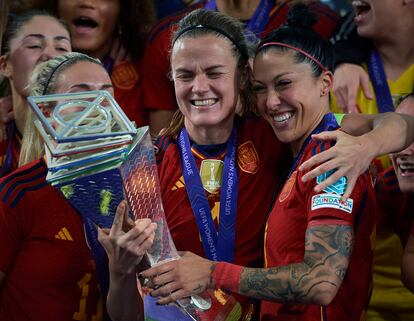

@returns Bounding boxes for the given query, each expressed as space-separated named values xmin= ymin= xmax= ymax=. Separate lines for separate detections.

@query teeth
xmin=193 ymin=99 xmax=216 ymax=106
xmin=399 ymin=164 xmax=414 ymax=170
xmin=352 ymin=0 xmax=369 ymax=7
xmin=273 ymin=112 xmax=293 ymax=123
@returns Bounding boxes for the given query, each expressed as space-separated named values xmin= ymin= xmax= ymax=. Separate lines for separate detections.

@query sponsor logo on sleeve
xmin=311 ymin=193 xmax=353 ymax=213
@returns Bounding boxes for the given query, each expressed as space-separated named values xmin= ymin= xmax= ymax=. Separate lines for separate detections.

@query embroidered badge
xmin=111 ymin=61 xmax=139 ymax=90
xmin=316 ymin=169 xmax=347 ymax=195
xmin=200 ymin=159 xmax=224 ymax=193
xmin=279 ymin=171 xmax=297 ymax=203
xmin=237 ymin=141 xmax=259 ymax=174
xmin=311 ymin=193 xmax=353 ymax=213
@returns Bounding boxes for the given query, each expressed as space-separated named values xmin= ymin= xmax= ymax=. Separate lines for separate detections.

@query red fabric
xmin=376 ymin=167 xmax=414 ymax=246
xmin=112 ymin=59 xmax=148 ymax=127
xmin=262 ymin=139 xmax=376 ymax=321
xmin=155 ymin=115 xmax=290 ymax=268
xmin=212 ymin=262 xmax=243 ymax=293
xmin=143 ymin=1 xmax=339 ymax=112
xmin=155 ymin=115 xmax=290 ymax=317
xmin=0 ymin=160 xmax=106 ymax=321
xmin=0 ymin=123 xmax=21 ymax=178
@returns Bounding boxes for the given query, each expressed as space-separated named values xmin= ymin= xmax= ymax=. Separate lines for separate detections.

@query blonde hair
xmin=19 ymin=52 xmax=102 ymax=166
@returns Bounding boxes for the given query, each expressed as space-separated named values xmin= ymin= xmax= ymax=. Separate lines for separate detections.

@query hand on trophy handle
xmin=140 ymin=251 xmax=215 ymax=305
xmin=98 ymin=200 xmax=157 ymax=276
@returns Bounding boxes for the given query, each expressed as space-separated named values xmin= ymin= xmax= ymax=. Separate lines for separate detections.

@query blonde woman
xmin=0 ymin=52 xmax=155 ymax=321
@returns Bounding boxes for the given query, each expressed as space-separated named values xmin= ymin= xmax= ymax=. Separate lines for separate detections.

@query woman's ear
xmin=320 ymin=70 xmax=333 ymax=97
xmin=0 ymin=55 xmax=12 ymax=78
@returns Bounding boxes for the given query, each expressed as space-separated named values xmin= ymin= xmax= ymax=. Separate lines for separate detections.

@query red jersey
xmin=112 ymin=59 xmax=148 ymax=127
xmin=0 ymin=160 xmax=106 ymax=321
xmin=155 ymin=115 xmax=291 ymax=268
xmin=143 ymin=1 xmax=339 ymax=112
xmin=0 ymin=122 xmax=21 ymax=178
xmin=263 ymin=139 xmax=376 ymax=321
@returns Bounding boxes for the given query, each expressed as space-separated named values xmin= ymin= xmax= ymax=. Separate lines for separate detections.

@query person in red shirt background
xmin=0 ymin=11 xmax=71 ymax=177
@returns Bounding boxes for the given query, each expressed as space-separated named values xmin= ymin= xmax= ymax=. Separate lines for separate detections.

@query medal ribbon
xmin=367 ymin=50 xmax=394 ymax=113
xmin=205 ymin=0 xmax=272 ymax=41
xmin=178 ymin=126 xmax=238 ymax=262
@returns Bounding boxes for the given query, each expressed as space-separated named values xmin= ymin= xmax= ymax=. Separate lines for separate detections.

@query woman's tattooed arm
xmin=239 ymin=224 xmax=353 ymax=305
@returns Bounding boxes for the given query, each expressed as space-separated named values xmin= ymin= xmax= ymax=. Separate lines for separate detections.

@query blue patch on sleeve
xmin=316 ymin=169 xmax=348 ymax=196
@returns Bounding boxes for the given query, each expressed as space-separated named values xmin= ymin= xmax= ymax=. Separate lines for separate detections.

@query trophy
xmin=28 ymin=91 xmax=241 ymax=321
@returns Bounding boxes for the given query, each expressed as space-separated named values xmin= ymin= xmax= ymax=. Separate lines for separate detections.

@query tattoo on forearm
xmin=239 ymin=224 xmax=353 ymax=304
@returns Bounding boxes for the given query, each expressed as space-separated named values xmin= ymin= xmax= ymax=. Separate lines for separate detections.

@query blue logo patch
xmin=316 ymin=169 xmax=347 ymax=196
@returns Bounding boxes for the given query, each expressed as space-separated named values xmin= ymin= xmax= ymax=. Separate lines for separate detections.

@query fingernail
xmin=138 ymin=273 xmax=144 ymax=279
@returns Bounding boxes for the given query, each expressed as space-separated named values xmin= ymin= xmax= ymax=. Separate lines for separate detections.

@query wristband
xmin=211 ymin=262 xmax=243 ymax=293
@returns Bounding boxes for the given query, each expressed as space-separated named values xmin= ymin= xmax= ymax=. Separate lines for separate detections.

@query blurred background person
xmin=0 ymin=11 xmax=71 ymax=177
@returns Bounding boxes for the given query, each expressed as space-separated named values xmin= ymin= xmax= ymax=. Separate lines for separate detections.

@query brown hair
xmin=164 ymin=9 xmax=257 ymax=138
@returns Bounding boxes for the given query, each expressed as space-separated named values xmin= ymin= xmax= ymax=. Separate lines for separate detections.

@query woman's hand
xmin=139 ymin=252 xmax=214 ymax=305
xmin=333 ymin=63 xmax=373 ymax=113
xmin=299 ymin=131 xmax=375 ymax=199
xmin=98 ymin=200 xmax=157 ymax=275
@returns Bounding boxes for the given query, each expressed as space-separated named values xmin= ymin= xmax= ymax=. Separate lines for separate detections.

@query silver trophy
xmin=27 ymin=91 xmax=236 ymax=321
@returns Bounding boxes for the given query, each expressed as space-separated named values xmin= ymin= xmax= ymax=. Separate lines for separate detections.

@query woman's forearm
xmin=107 ymin=270 xmax=144 ymax=321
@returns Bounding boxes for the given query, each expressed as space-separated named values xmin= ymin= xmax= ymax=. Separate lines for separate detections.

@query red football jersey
xmin=143 ymin=1 xmax=339 ymax=112
xmin=263 ymin=139 xmax=376 ymax=321
xmin=112 ymin=59 xmax=148 ymax=127
xmin=0 ymin=160 xmax=106 ymax=321
xmin=155 ymin=115 xmax=291 ymax=268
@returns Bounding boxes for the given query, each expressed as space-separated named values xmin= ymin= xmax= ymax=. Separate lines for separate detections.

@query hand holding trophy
xmin=28 ymin=90 xmax=237 ymax=321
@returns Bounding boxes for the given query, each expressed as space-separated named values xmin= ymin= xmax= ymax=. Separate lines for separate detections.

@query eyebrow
xmin=23 ymin=34 xmax=70 ymax=41
xmin=69 ymin=83 xmax=113 ymax=91
xmin=174 ymin=64 xmax=226 ymax=73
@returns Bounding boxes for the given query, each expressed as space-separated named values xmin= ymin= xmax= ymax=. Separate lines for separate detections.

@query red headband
xmin=258 ymin=42 xmax=327 ymax=71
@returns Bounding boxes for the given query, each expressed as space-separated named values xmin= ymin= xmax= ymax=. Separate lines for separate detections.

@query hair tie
xmin=42 ymin=57 xmax=73 ymax=95
xmin=258 ymin=42 xmax=327 ymax=71
xmin=173 ymin=24 xmax=248 ymax=61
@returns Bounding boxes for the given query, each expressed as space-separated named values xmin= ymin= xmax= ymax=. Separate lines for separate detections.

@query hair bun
xmin=286 ymin=4 xmax=318 ymax=29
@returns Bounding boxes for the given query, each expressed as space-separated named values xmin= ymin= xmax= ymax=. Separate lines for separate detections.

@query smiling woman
xmin=44 ymin=0 xmax=156 ymax=127
xmin=139 ymin=6 xmax=377 ymax=321
xmin=0 ymin=52 xmax=155 ymax=321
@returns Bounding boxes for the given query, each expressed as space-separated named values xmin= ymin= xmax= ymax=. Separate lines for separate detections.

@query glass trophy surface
xmin=28 ymin=91 xmax=240 ymax=321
